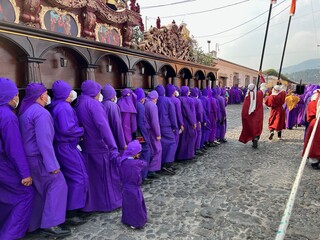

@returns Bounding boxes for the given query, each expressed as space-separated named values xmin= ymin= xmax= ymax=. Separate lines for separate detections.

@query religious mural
xmin=42 ymin=8 xmax=79 ymax=37
xmin=97 ymin=24 xmax=121 ymax=46
xmin=0 ymin=0 xmax=17 ymax=23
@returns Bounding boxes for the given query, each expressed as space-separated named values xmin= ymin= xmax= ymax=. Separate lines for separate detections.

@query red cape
xmin=239 ymin=90 xmax=264 ymax=143
xmin=303 ymin=100 xmax=320 ymax=159
xmin=265 ymin=91 xmax=286 ymax=131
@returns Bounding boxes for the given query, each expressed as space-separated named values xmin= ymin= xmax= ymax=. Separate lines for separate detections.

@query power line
xmin=219 ymin=5 xmax=290 ymax=46
xmin=147 ymin=0 xmax=250 ymax=19
xmin=195 ymin=0 xmax=287 ymax=39
xmin=141 ymin=0 xmax=196 ymax=10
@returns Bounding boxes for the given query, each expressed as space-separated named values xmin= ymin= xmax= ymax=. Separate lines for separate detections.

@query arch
xmin=40 ymin=45 xmax=88 ymax=89
xmin=158 ymin=64 xmax=176 ymax=86
xmin=131 ymin=60 xmax=156 ymax=89
xmin=95 ymin=54 xmax=128 ymax=89
xmin=178 ymin=67 xmax=192 ymax=87
xmin=95 ymin=53 xmax=129 ymax=70
xmin=0 ymin=34 xmax=29 ymax=87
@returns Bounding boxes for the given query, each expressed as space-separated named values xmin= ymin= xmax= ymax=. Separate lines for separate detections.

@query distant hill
xmin=281 ymin=59 xmax=320 ymax=84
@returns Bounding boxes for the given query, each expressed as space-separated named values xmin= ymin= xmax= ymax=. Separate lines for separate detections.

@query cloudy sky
xmin=137 ymin=0 xmax=320 ymax=70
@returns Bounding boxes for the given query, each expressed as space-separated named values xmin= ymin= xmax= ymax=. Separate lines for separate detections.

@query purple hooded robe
xmin=102 ymin=84 xmax=127 ymax=151
xmin=165 ymin=84 xmax=184 ymax=146
xmin=119 ymin=140 xmax=147 ymax=228
xmin=176 ymin=86 xmax=197 ymax=160
xmin=208 ymin=88 xmax=218 ymax=142
xmin=144 ymin=90 xmax=162 ymax=172
xmin=214 ymin=87 xmax=227 ymax=140
xmin=117 ymin=89 xmax=137 ymax=144
xmin=19 ymin=83 xmax=68 ymax=232
xmin=49 ymin=80 xmax=88 ymax=211
xmin=200 ymin=88 xmax=211 ymax=147
xmin=0 ymin=78 xmax=34 ymax=240
xmin=134 ymin=88 xmax=151 ymax=179
xmin=155 ymin=85 xmax=178 ymax=164
xmin=74 ymin=80 xmax=121 ymax=212
xmin=191 ymin=88 xmax=204 ymax=150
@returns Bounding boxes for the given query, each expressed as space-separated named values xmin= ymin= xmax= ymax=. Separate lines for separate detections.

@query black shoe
xmin=66 ymin=216 xmax=87 ymax=226
xmin=142 ymin=178 xmax=153 ymax=184
xmin=147 ymin=172 xmax=160 ymax=179
xmin=202 ymin=145 xmax=208 ymax=150
xmin=41 ymin=226 xmax=71 ymax=237
xmin=269 ymin=131 xmax=274 ymax=140
xmin=220 ymin=138 xmax=227 ymax=143
xmin=195 ymin=150 xmax=204 ymax=156
xmin=311 ymin=162 xmax=320 ymax=169
xmin=161 ymin=167 xmax=176 ymax=175
xmin=252 ymin=138 xmax=258 ymax=148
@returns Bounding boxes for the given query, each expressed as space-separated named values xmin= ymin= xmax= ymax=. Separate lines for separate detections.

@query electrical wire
xmin=195 ymin=0 xmax=287 ymax=38
xmin=146 ymin=0 xmax=250 ymax=19
xmin=141 ymin=0 xmax=196 ymax=10
xmin=219 ymin=4 xmax=290 ymax=46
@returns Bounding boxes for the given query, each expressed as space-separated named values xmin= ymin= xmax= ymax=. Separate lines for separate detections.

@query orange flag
xmin=290 ymin=0 xmax=296 ymax=16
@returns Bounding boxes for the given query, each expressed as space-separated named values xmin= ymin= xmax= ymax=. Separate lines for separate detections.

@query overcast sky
xmin=138 ymin=0 xmax=320 ymax=70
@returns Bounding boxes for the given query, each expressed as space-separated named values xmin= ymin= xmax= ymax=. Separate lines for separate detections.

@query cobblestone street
xmin=24 ymin=104 xmax=320 ymax=240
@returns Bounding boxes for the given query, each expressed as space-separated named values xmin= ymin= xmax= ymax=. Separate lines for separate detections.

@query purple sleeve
xmin=35 ymin=112 xmax=60 ymax=172
xmin=108 ymin=106 xmax=127 ymax=149
xmin=55 ymin=107 xmax=84 ymax=138
xmin=150 ymin=105 xmax=161 ymax=137
xmin=175 ymin=100 xmax=184 ymax=127
xmin=91 ymin=102 xmax=119 ymax=160
xmin=3 ymin=116 xmax=30 ymax=179
xmin=168 ymin=101 xmax=178 ymax=130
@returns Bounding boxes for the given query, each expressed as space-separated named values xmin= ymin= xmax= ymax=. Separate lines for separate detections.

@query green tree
xmin=263 ymin=69 xmax=288 ymax=81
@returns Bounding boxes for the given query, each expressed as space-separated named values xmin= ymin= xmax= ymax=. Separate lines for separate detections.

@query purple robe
xmin=285 ymin=104 xmax=298 ymax=129
xmin=75 ymin=86 xmax=122 ymax=212
xmin=136 ymin=101 xmax=151 ymax=179
xmin=214 ymin=87 xmax=227 ymax=140
xmin=0 ymin=104 xmax=34 ymax=240
xmin=117 ymin=89 xmax=137 ymax=144
xmin=102 ymin=101 xmax=127 ymax=150
xmin=155 ymin=85 xmax=178 ymax=164
xmin=19 ymin=103 xmax=68 ymax=231
xmin=296 ymin=95 xmax=305 ymax=126
xmin=176 ymin=86 xmax=196 ymax=160
xmin=102 ymin=84 xmax=127 ymax=151
xmin=200 ymin=89 xmax=211 ymax=146
xmin=144 ymin=91 xmax=162 ymax=171
xmin=119 ymin=140 xmax=147 ymax=228
xmin=191 ymin=88 xmax=203 ymax=150
xmin=166 ymin=84 xmax=184 ymax=146
xmin=49 ymin=98 xmax=88 ymax=211
xmin=208 ymin=89 xmax=218 ymax=142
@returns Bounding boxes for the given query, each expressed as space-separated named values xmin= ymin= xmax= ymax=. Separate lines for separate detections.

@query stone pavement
xmin=24 ymin=104 xmax=320 ymax=240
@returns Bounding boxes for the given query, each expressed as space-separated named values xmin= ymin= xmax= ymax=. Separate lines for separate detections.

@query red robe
xmin=302 ymin=100 xmax=320 ymax=159
xmin=265 ymin=91 xmax=286 ymax=131
xmin=239 ymin=90 xmax=264 ymax=143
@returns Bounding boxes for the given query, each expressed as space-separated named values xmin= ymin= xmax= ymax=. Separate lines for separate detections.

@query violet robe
xmin=50 ymin=101 xmax=89 ymax=211
xmin=102 ymin=100 xmax=127 ymax=150
xmin=136 ymin=101 xmax=151 ymax=179
xmin=0 ymin=105 xmax=34 ymax=240
xmin=176 ymin=91 xmax=196 ymax=160
xmin=167 ymin=92 xmax=184 ymax=146
xmin=117 ymin=89 xmax=137 ymax=144
xmin=296 ymin=96 xmax=305 ymax=126
xmin=75 ymin=95 xmax=121 ymax=212
xmin=208 ymin=89 xmax=218 ymax=142
xmin=156 ymin=85 xmax=178 ymax=164
xmin=19 ymin=103 xmax=68 ymax=231
xmin=199 ymin=93 xmax=211 ymax=147
xmin=214 ymin=87 xmax=227 ymax=140
xmin=144 ymin=99 xmax=162 ymax=171
xmin=120 ymin=158 xmax=147 ymax=228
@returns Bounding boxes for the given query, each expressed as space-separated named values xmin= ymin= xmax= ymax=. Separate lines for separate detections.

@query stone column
xmin=151 ymin=74 xmax=159 ymax=89
xmin=201 ymin=79 xmax=207 ymax=89
xmin=124 ymin=69 xmax=134 ymax=88
xmin=23 ymin=57 xmax=45 ymax=84
xmin=83 ymin=64 xmax=97 ymax=81
xmin=172 ymin=77 xmax=178 ymax=86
